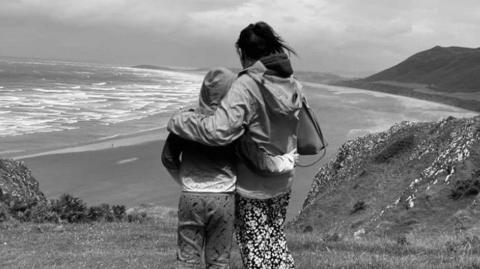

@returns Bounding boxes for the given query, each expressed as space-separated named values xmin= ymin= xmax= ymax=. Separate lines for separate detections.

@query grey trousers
xmin=176 ymin=192 xmax=235 ymax=269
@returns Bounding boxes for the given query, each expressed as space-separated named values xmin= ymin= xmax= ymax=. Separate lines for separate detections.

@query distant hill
xmin=133 ymin=64 xmax=345 ymax=84
xmin=365 ymin=46 xmax=480 ymax=92
xmin=132 ymin=65 xmax=204 ymax=72
xmin=333 ymin=46 xmax=480 ymax=111
xmin=295 ymin=71 xmax=346 ymax=84
xmin=293 ymin=115 xmax=480 ymax=237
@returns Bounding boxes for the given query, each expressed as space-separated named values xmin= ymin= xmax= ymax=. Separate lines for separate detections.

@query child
xmin=162 ymin=67 xmax=296 ymax=268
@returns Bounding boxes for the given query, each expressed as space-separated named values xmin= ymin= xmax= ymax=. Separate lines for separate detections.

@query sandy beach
xmin=13 ymin=83 xmax=479 ymax=219
xmin=20 ymin=138 xmax=180 ymax=208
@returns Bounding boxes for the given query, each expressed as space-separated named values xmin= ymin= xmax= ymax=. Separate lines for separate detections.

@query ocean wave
xmin=0 ymin=96 xmax=21 ymax=101
xmin=0 ymin=149 xmax=25 ymax=155
xmin=93 ymin=82 xmax=107 ymax=86
xmin=0 ymin=60 xmax=203 ymax=137
xmin=32 ymin=88 xmax=66 ymax=93
xmin=0 ymin=88 xmax=23 ymax=92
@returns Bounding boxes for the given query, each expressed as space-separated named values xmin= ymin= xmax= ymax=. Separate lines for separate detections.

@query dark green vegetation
xmin=366 ymin=46 xmax=480 ymax=91
xmin=294 ymin=116 xmax=480 ymax=239
xmin=1 ymin=193 xmax=148 ymax=224
xmin=334 ymin=46 xmax=480 ymax=112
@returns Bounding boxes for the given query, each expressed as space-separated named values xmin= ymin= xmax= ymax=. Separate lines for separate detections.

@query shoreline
xmin=330 ymin=80 xmax=480 ymax=112
xmin=14 ymin=126 xmax=169 ymax=160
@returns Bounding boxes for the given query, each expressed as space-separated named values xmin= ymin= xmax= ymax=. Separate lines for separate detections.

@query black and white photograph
xmin=1 ymin=1 xmax=479 ymax=268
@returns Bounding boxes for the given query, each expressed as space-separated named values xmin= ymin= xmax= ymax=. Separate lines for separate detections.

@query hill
xmin=295 ymin=71 xmax=346 ymax=84
xmin=293 ymin=116 xmax=480 ymax=238
xmin=131 ymin=64 xmax=203 ymax=72
xmin=365 ymin=46 xmax=480 ymax=92
xmin=334 ymin=46 xmax=480 ymax=112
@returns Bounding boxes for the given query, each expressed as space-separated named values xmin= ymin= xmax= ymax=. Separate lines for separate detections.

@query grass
xmin=2 ymin=216 xmax=480 ymax=269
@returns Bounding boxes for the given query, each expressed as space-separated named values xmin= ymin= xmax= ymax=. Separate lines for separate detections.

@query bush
xmin=351 ymin=200 xmax=367 ymax=214
xmin=0 ymin=203 xmax=9 ymax=222
xmin=445 ymin=236 xmax=480 ymax=254
xmin=324 ymin=233 xmax=341 ymax=242
xmin=21 ymin=202 xmax=59 ymax=223
xmin=51 ymin=194 xmax=88 ymax=223
xmin=3 ymin=193 xmax=146 ymax=224
xmin=374 ymin=135 xmax=414 ymax=163
xmin=449 ymin=172 xmax=480 ymax=200
xmin=127 ymin=211 xmax=148 ymax=223
xmin=396 ymin=235 xmax=409 ymax=246
xmin=112 ymin=205 xmax=126 ymax=220
xmin=87 ymin=204 xmax=127 ymax=222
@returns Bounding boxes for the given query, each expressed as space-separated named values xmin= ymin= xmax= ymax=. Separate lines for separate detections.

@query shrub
xmin=21 ymin=202 xmax=59 ymax=223
xmin=449 ymin=172 xmax=480 ymax=200
xmin=324 ymin=233 xmax=341 ymax=242
xmin=112 ymin=205 xmax=126 ymax=220
xmin=127 ymin=211 xmax=148 ymax=223
xmin=374 ymin=135 xmax=414 ymax=163
xmin=51 ymin=194 xmax=88 ymax=223
xmin=351 ymin=200 xmax=367 ymax=214
xmin=302 ymin=225 xmax=313 ymax=233
xmin=0 ymin=203 xmax=9 ymax=222
xmin=87 ymin=205 xmax=107 ymax=222
xmin=100 ymin=204 xmax=115 ymax=222
xmin=445 ymin=236 xmax=480 ymax=254
xmin=2 ymin=193 xmax=146 ymax=224
xmin=396 ymin=235 xmax=409 ymax=246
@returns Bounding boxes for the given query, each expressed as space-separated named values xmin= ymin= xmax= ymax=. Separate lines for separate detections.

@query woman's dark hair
xmin=236 ymin=21 xmax=297 ymax=60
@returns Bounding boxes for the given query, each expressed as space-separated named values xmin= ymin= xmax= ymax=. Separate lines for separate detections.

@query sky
xmin=1 ymin=0 xmax=479 ymax=76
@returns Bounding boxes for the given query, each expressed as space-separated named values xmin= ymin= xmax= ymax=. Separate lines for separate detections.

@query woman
xmin=168 ymin=21 xmax=302 ymax=268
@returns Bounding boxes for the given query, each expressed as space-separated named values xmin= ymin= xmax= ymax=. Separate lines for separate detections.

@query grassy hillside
xmin=293 ymin=116 xmax=480 ymax=240
xmin=365 ymin=46 xmax=480 ymax=92
xmin=2 ymin=213 xmax=480 ymax=268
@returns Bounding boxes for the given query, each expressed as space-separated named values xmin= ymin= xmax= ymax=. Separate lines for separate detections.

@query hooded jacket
xmin=162 ymin=67 xmax=237 ymax=193
xmin=167 ymin=54 xmax=303 ymax=199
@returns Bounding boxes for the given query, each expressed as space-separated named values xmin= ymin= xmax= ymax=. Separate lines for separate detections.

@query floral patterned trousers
xmin=235 ymin=192 xmax=295 ymax=269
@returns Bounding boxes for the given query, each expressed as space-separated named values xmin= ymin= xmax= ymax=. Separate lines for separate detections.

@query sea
xmin=0 ymin=58 xmax=204 ymax=156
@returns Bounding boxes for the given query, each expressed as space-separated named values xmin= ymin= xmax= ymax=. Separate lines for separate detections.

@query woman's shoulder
xmin=233 ymin=73 xmax=255 ymax=88
xmin=224 ymin=74 xmax=262 ymax=103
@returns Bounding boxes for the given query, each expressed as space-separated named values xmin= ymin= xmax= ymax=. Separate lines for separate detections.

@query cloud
xmin=0 ymin=0 xmax=479 ymax=74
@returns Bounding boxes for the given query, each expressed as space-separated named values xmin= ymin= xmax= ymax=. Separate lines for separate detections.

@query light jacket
xmin=162 ymin=132 xmax=237 ymax=192
xmin=167 ymin=53 xmax=303 ymax=199
xmin=162 ymin=67 xmax=237 ymax=193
